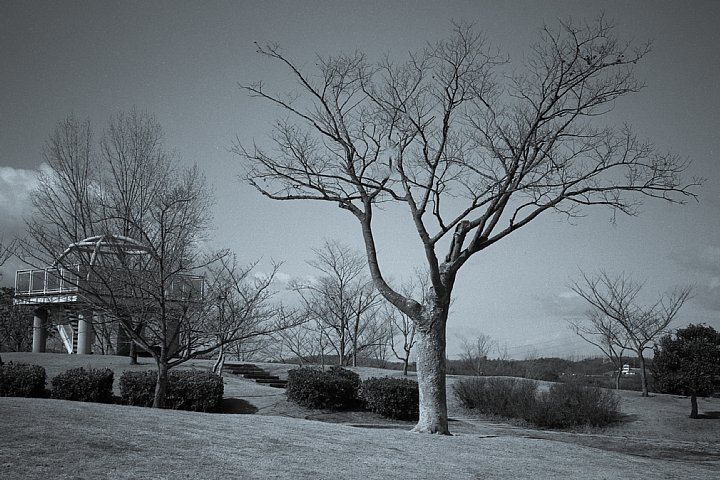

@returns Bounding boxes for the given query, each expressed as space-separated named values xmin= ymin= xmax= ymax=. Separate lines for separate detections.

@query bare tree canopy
xmin=289 ymin=239 xmax=384 ymax=367
xmin=571 ymin=270 xmax=692 ymax=396
xmin=23 ymin=109 xmax=291 ymax=408
xmin=236 ymin=17 xmax=700 ymax=433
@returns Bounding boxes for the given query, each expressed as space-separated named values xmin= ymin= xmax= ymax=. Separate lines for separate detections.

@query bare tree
xmin=0 ymin=287 xmax=33 ymax=352
xmin=23 ymin=110 xmax=291 ymax=408
xmin=0 ymin=237 xmax=15 ymax=276
xmin=290 ymin=240 xmax=384 ymax=366
xmin=458 ymin=334 xmax=496 ymax=376
xmin=200 ymin=255 xmax=297 ymax=375
xmin=235 ymin=18 xmax=700 ymax=433
xmin=568 ymin=309 xmax=629 ymax=389
xmin=386 ymin=303 xmax=416 ymax=375
xmin=571 ymin=271 xmax=692 ymax=396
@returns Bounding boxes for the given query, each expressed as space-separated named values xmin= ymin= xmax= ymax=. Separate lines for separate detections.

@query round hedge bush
xmin=51 ymin=367 xmax=114 ymax=403
xmin=360 ymin=377 xmax=419 ymax=420
xmin=286 ymin=367 xmax=361 ymax=410
xmin=0 ymin=362 xmax=46 ymax=398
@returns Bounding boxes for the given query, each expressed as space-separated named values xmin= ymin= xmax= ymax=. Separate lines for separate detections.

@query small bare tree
xmin=290 ymin=240 xmax=383 ymax=366
xmin=236 ymin=17 xmax=700 ymax=433
xmin=0 ymin=287 xmax=33 ymax=352
xmin=200 ymin=256 xmax=297 ymax=375
xmin=571 ymin=271 xmax=692 ymax=396
xmin=569 ymin=310 xmax=629 ymax=389
xmin=459 ymin=334 xmax=496 ymax=376
xmin=386 ymin=303 xmax=416 ymax=375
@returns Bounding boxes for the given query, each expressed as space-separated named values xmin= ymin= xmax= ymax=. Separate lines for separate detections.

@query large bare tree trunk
xmin=412 ymin=308 xmax=450 ymax=435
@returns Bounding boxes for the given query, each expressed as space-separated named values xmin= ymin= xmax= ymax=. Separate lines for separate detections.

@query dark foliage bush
xmin=453 ymin=377 xmax=538 ymax=418
xmin=119 ymin=371 xmax=156 ymax=407
xmin=0 ymin=362 xmax=46 ymax=397
xmin=529 ymin=381 xmax=621 ymax=428
xmin=119 ymin=369 xmax=224 ymax=412
xmin=360 ymin=377 xmax=419 ymax=420
xmin=51 ymin=367 xmax=114 ymax=403
xmin=286 ymin=367 xmax=361 ymax=410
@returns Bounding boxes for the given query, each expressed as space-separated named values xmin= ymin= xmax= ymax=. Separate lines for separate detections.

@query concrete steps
xmin=225 ymin=363 xmax=287 ymax=389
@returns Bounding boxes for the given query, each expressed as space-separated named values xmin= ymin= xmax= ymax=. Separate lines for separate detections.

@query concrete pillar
xmin=76 ymin=311 xmax=94 ymax=355
xmin=32 ymin=309 xmax=48 ymax=353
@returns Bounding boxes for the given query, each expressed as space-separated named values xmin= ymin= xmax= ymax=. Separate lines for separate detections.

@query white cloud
xmin=0 ymin=165 xmax=40 ymax=223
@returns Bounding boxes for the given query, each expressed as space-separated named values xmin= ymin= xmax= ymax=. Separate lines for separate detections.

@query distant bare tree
xmin=201 ymin=256 xmax=298 ymax=375
xmin=569 ymin=309 xmax=629 ymax=389
xmin=571 ymin=271 xmax=692 ymax=396
xmin=290 ymin=240 xmax=384 ymax=366
xmin=0 ymin=288 xmax=33 ymax=352
xmin=236 ymin=18 xmax=700 ymax=433
xmin=459 ymin=334 xmax=496 ymax=376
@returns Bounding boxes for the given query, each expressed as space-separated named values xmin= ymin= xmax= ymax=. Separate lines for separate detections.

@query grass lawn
xmin=1 ymin=353 xmax=719 ymax=479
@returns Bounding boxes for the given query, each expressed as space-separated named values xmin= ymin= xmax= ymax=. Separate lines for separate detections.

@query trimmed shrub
xmin=119 ymin=369 xmax=224 ymax=412
xmin=166 ymin=370 xmax=224 ymax=412
xmin=453 ymin=377 xmax=538 ymax=418
xmin=361 ymin=377 xmax=419 ymax=420
xmin=51 ymin=367 xmax=114 ymax=403
xmin=119 ymin=371 xmax=156 ymax=407
xmin=286 ymin=367 xmax=361 ymax=410
xmin=0 ymin=362 xmax=46 ymax=398
xmin=529 ymin=381 xmax=621 ymax=428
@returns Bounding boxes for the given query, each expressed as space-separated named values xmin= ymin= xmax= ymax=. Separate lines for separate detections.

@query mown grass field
xmin=1 ymin=353 xmax=719 ymax=479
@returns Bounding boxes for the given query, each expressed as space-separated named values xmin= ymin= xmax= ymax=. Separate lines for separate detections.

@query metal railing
xmin=15 ymin=267 xmax=80 ymax=296
xmin=15 ymin=266 xmax=204 ymax=302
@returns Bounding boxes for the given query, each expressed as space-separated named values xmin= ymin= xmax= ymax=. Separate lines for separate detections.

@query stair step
xmin=224 ymin=363 xmax=287 ymax=388
xmin=254 ymin=377 xmax=284 ymax=384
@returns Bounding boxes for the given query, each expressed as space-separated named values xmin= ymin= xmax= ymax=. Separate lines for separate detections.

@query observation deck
xmin=14 ymin=266 xmax=204 ymax=306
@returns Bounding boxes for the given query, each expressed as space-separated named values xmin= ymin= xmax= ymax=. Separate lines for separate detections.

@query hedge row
xmin=286 ymin=367 xmax=419 ymax=420
xmin=453 ymin=377 xmax=621 ymax=428
xmin=51 ymin=367 xmax=114 ymax=403
xmin=1 ymin=363 xmax=223 ymax=412
xmin=0 ymin=363 xmax=46 ymax=397
xmin=119 ymin=370 xmax=224 ymax=412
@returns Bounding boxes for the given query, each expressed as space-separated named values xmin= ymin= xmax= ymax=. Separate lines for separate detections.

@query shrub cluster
xmin=361 ymin=377 xmax=419 ymax=420
xmin=453 ymin=377 xmax=621 ymax=428
xmin=119 ymin=369 xmax=224 ymax=412
xmin=51 ymin=367 xmax=114 ymax=403
xmin=453 ymin=377 xmax=538 ymax=418
xmin=530 ymin=381 xmax=621 ymax=428
xmin=0 ymin=362 xmax=46 ymax=397
xmin=286 ymin=367 xmax=361 ymax=410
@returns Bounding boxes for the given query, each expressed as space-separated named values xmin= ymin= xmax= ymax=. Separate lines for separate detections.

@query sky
xmin=1 ymin=0 xmax=719 ymax=359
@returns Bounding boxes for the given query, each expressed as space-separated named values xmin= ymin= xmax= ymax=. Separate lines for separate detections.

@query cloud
xmin=670 ymin=245 xmax=720 ymax=312
xmin=536 ymin=289 xmax=588 ymax=318
xmin=0 ymin=165 xmax=40 ymax=227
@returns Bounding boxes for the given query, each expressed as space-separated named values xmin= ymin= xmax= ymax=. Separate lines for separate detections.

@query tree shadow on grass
xmin=218 ymin=397 xmax=259 ymax=414
xmin=696 ymin=411 xmax=720 ymax=419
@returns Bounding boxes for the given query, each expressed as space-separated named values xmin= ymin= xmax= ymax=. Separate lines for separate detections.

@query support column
xmin=76 ymin=311 xmax=94 ymax=355
xmin=32 ymin=308 xmax=48 ymax=353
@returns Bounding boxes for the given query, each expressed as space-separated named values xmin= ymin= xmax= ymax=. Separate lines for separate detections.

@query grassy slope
xmin=1 ymin=353 xmax=719 ymax=479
